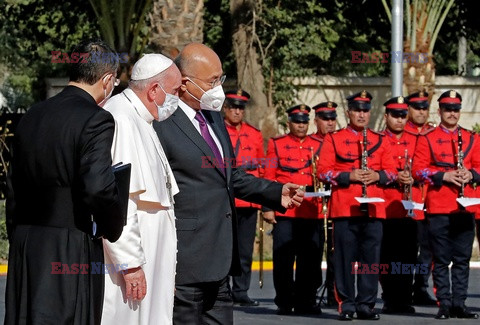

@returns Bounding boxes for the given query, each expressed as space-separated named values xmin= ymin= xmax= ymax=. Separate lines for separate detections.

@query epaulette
xmin=420 ymin=127 xmax=435 ymax=136
xmin=459 ymin=126 xmax=474 ymax=135
xmin=404 ymin=129 xmax=418 ymax=137
xmin=307 ymin=134 xmax=322 ymax=143
xmin=369 ymin=129 xmax=385 ymax=136
xmin=244 ymin=121 xmax=261 ymax=132
xmin=272 ymin=134 xmax=288 ymax=141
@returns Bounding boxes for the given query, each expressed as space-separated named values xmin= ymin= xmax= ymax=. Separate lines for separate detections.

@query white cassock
xmin=101 ymin=88 xmax=179 ymax=325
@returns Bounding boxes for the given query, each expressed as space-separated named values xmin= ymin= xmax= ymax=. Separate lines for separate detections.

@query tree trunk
xmin=230 ymin=0 xmax=278 ymax=145
xmin=148 ymin=0 xmax=204 ymax=57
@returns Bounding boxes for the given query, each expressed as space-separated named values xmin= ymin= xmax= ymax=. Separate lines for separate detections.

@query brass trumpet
xmin=403 ymin=149 xmax=414 ymax=217
xmin=311 ymin=148 xmax=328 ymax=237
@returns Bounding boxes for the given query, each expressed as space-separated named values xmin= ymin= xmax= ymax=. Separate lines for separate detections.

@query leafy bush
xmin=0 ymin=200 xmax=9 ymax=261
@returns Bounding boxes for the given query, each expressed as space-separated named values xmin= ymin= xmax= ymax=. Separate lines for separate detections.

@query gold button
xmin=301 ymin=172 xmax=304 ymax=175
xmin=301 ymin=159 xmax=304 ymax=162
xmin=299 ymin=146 xmax=303 ymax=149
xmin=397 ymin=142 xmax=400 ymax=144
xmin=398 ymin=156 xmax=402 ymax=159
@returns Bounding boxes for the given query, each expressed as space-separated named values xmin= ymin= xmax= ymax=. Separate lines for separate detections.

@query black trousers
xmin=333 ymin=217 xmax=383 ymax=314
xmin=173 ymin=277 xmax=233 ymax=325
xmin=231 ymin=208 xmax=258 ymax=300
xmin=380 ymin=218 xmax=418 ymax=306
xmin=476 ymin=219 xmax=480 ymax=255
xmin=272 ymin=217 xmax=324 ymax=309
xmin=428 ymin=213 xmax=475 ymax=308
xmin=413 ymin=218 xmax=434 ymax=295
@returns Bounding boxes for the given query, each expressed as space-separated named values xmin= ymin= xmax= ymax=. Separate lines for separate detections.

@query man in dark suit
xmin=154 ymin=43 xmax=304 ymax=325
xmin=5 ymin=40 xmax=125 ymax=325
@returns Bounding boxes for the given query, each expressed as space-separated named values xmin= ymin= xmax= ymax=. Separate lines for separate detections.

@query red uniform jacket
xmin=264 ymin=134 xmax=322 ymax=219
xmin=317 ymin=126 xmax=396 ymax=219
xmin=412 ymin=125 xmax=480 ymax=214
xmin=383 ymin=129 xmax=425 ymax=220
xmin=225 ymin=121 xmax=265 ymax=208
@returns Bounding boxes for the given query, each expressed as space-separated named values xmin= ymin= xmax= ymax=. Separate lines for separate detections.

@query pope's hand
xmin=123 ymin=266 xmax=147 ymax=301
xmin=281 ymin=183 xmax=305 ymax=209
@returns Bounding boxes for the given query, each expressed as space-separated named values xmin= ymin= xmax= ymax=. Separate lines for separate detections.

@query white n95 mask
xmin=186 ymin=78 xmax=225 ymax=112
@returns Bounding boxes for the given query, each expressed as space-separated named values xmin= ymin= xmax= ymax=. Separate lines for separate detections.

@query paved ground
xmin=1 ymin=269 xmax=480 ymax=324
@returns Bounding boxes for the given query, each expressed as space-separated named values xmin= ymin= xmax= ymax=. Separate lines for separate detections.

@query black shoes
xmin=233 ymin=297 xmax=259 ymax=307
xmin=413 ymin=291 xmax=437 ymax=306
xmin=382 ymin=304 xmax=416 ymax=314
xmin=294 ymin=304 xmax=323 ymax=315
xmin=276 ymin=306 xmax=293 ymax=315
xmin=435 ymin=305 xmax=450 ymax=319
xmin=338 ymin=311 xmax=354 ymax=321
xmin=450 ymin=306 xmax=479 ymax=319
xmin=435 ymin=305 xmax=479 ymax=319
xmin=356 ymin=306 xmax=380 ymax=320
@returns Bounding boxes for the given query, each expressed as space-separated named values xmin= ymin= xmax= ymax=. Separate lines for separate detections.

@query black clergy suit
xmin=5 ymin=86 xmax=124 ymax=325
xmin=154 ymin=105 xmax=284 ymax=324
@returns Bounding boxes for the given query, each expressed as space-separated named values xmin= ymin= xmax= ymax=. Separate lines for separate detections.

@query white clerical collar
xmin=179 ymin=99 xmax=203 ymax=123
xmin=122 ymin=88 xmax=155 ymax=124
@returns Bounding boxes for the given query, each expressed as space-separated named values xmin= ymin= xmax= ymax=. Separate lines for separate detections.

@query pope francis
xmin=101 ymin=54 xmax=181 ymax=324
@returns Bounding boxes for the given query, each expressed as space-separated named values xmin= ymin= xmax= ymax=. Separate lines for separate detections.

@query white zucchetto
xmin=130 ymin=53 xmax=173 ymax=81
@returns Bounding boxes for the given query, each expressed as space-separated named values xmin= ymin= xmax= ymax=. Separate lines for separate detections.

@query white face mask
xmin=186 ymin=78 xmax=225 ymax=112
xmin=154 ymin=85 xmax=179 ymax=121
xmin=99 ymin=75 xmax=114 ymax=107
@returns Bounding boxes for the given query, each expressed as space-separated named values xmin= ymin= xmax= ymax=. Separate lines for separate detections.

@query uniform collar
xmin=288 ymin=133 xmax=307 ymax=143
xmin=439 ymin=124 xmax=458 ymax=135
xmin=347 ymin=125 xmax=363 ymax=136
xmin=225 ymin=121 xmax=243 ymax=131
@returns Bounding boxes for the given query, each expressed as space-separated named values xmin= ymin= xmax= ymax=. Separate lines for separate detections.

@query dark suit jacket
xmin=154 ymin=106 xmax=285 ymax=285
xmin=5 ymin=86 xmax=124 ymax=324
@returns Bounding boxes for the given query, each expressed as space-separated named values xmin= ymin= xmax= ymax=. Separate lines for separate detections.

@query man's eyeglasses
xmin=187 ymin=74 xmax=226 ymax=88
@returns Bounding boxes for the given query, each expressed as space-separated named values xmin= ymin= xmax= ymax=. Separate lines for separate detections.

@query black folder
xmin=112 ymin=162 xmax=131 ymax=225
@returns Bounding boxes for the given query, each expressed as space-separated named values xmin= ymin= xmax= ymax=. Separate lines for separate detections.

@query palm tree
xmin=89 ymin=0 xmax=153 ymax=82
xmin=381 ymin=0 xmax=455 ymax=98
xmin=148 ymin=0 xmax=204 ymax=58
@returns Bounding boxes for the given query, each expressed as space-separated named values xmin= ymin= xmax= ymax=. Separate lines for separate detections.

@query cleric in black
xmin=5 ymin=40 xmax=125 ymax=325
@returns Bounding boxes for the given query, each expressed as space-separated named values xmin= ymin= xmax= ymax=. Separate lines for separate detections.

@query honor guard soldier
xmin=412 ymin=90 xmax=480 ymax=319
xmin=312 ymin=101 xmax=338 ymax=141
xmin=404 ymin=91 xmax=435 ymax=134
xmin=405 ymin=91 xmax=437 ymax=305
xmin=263 ymin=104 xmax=324 ymax=315
xmin=312 ymin=101 xmax=338 ymax=307
xmin=223 ymin=89 xmax=264 ymax=306
xmin=318 ymin=90 xmax=396 ymax=321
xmin=379 ymin=96 xmax=422 ymax=314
